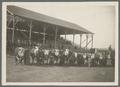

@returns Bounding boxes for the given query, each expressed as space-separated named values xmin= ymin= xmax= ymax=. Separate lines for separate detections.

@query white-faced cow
xmin=15 ymin=47 xmax=25 ymax=64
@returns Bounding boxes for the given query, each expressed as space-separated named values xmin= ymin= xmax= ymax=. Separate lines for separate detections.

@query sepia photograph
xmin=2 ymin=2 xmax=118 ymax=86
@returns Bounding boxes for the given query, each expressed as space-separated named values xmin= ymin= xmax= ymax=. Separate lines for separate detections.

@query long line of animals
xmin=15 ymin=45 xmax=114 ymax=67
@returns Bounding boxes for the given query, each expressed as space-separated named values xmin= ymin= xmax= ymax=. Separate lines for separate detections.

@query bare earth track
xmin=6 ymin=56 xmax=114 ymax=82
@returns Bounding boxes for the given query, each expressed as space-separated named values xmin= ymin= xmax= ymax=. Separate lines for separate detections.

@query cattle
xmin=15 ymin=47 xmax=25 ymax=64
xmin=59 ymin=50 xmax=64 ymax=65
xmin=77 ymin=53 xmax=84 ymax=66
xmin=30 ymin=46 xmax=40 ymax=64
xmin=38 ymin=49 xmax=44 ymax=65
xmin=99 ymin=53 xmax=104 ymax=66
xmin=43 ymin=49 xmax=50 ymax=64
xmin=106 ymin=54 xmax=112 ymax=66
xmin=68 ymin=51 xmax=75 ymax=65
xmin=63 ymin=49 xmax=70 ymax=65
xmin=14 ymin=45 xmax=114 ymax=67
xmin=94 ymin=53 xmax=100 ymax=66
xmin=90 ymin=53 xmax=95 ymax=67
xmin=83 ymin=53 xmax=88 ymax=66
xmin=49 ymin=50 xmax=55 ymax=65
xmin=54 ymin=49 xmax=60 ymax=64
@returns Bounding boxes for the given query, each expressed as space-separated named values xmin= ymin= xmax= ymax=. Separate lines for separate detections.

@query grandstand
xmin=7 ymin=6 xmax=94 ymax=54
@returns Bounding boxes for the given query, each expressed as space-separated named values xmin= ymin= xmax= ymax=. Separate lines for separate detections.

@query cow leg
xmin=31 ymin=56 xmax=33 ymax=64
xmin=34 ymin=57 xmax=37 ymax=64
xmin=15 ymin=56 xmax=19 ymax=65
xmin=15 ymin=56 xmax=17 ymax=65
xmin=19 ymin=57 xmax=24 ymax=64
xmin=33 ymin=57 xmax=35 ymax=64
xmin=30 ymin=56 xmax=32 ymax=64
xmin=33 ymin=56 xmax=35 ymax=64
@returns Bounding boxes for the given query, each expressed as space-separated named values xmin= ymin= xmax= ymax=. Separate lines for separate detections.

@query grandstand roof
xmin=7 ymin=5 xmax=93 ymax=34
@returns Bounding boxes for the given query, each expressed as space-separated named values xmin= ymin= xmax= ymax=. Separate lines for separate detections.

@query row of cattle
xmin=15 ymin=46 xmax=114 ymax=67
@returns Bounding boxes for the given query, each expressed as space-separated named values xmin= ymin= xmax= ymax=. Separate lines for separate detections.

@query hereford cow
xmin=15 ymin=46 xmax=25 ymax=64
xmin=54 ymin=49 xmax=60 ymax=64
xmin=63 ymin=49 xmax=70 ymax=64
xmin=30 ymin=46 xmax=40 ymax=64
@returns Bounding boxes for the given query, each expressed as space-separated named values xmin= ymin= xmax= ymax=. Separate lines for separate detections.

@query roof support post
xmin=73 ymin=32 xmax=75 ymax=46
xmin=43 ymin=25 xmax=46 ymax=45
xmin=65 ymin=32 xmax=66 ymax=46
xmin=54 ymin=26 xmax=58 ymax=49
xmin=86 ymin=34 xmax=88 ymax=49
xmin=29 ymin=20 xmax=32 ymax=47
xmin=80 ymin=34 xmax=82 ymax=48
xmin=11 ymin=15 xmax=15 ymax=45
xmin=91 ymin=34 xmax=93 ymax=48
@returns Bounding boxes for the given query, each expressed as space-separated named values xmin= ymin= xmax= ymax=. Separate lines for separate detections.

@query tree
xmin=108 ymin=45 xmax=112 ymax=51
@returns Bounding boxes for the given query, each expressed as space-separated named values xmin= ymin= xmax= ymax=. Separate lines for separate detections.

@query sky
xmin=6 ymin=2 xmax=117 ymax=49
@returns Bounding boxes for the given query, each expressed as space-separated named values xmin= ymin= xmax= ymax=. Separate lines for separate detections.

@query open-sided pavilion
xmin=7 ymin=6 xmax=94 ymax=50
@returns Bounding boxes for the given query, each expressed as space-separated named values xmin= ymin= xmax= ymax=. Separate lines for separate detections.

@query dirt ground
xmin=6 ymin=56 xmax=115 ymax=82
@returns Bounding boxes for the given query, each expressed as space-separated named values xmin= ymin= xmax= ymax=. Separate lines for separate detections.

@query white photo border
xmin=2 ymin=2 xmax=119 ymax=86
